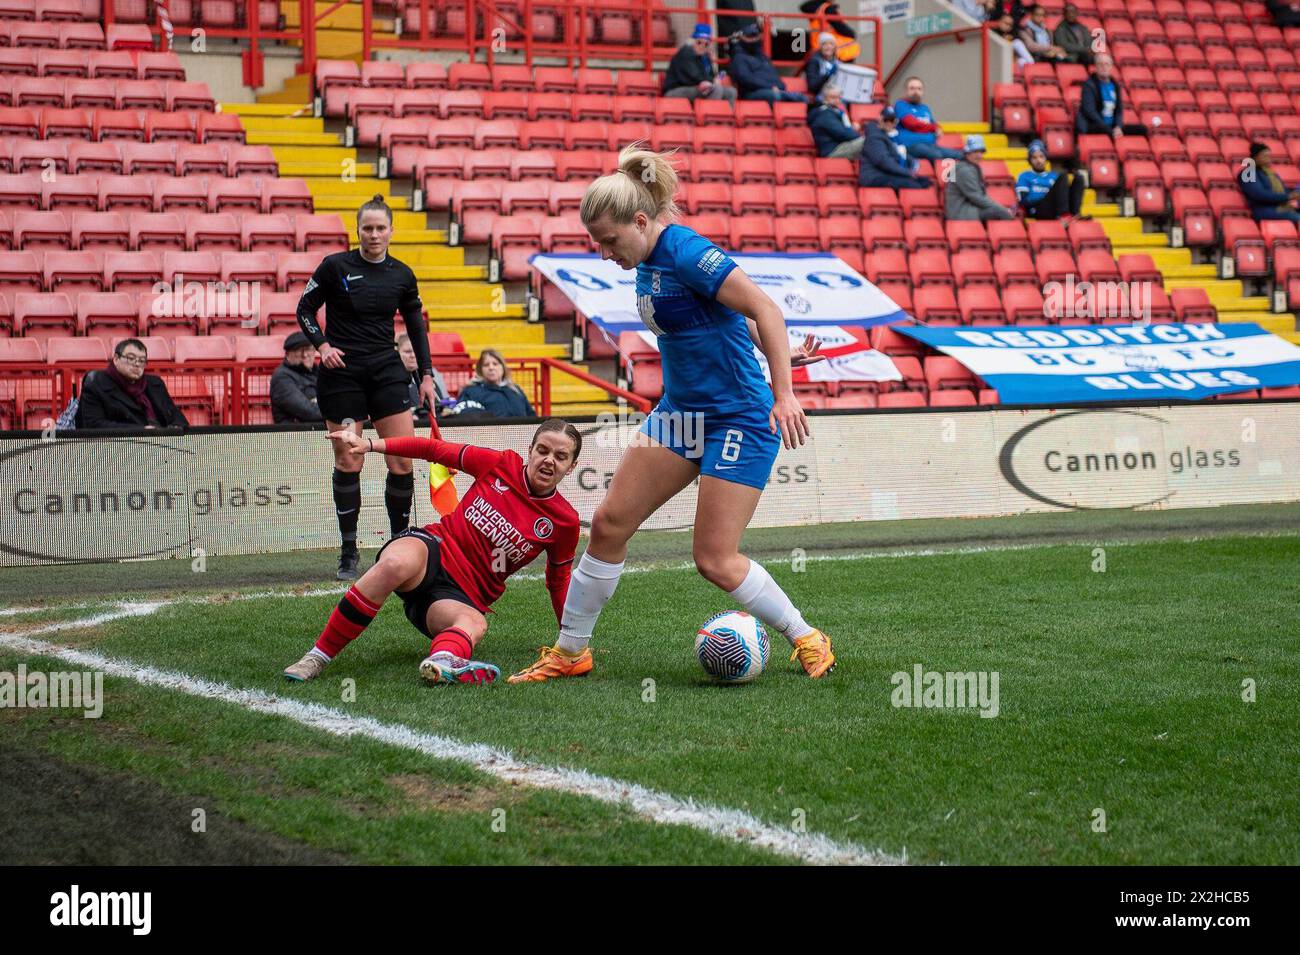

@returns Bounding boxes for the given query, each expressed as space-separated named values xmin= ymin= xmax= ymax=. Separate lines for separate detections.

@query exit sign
xmin=905 ymin=11 xmax=952 ymax=37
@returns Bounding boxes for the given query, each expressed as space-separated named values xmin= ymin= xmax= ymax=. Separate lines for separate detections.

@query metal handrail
xmin=882 ymin=22 xmax=991 ymax=123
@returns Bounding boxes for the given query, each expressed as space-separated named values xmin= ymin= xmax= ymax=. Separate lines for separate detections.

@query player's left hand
xmin=418 ymin=375 xmax=437 ymax=413
xmin=770 ymin=392 xmax=810 ymax=450
xmin=790 ymin=334 xmax=825 ymax=367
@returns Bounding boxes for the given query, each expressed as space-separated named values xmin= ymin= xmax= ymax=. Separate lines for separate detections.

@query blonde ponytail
xmin=579 ymin=142 xmax=680 ymax=226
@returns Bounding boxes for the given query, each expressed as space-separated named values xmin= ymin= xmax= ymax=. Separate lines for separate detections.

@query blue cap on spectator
xmin=741 ymin=22 xmax=761 ymax=39
xmin=692 ymin=23 xmax=713 ymax=39
xmin=1027 ymin=139 xmax=1047 ymax=158
xmin=880 ymin=107 xmax=896 ymax=121
xmin=963 ymin=134 xmax=986 ymax=153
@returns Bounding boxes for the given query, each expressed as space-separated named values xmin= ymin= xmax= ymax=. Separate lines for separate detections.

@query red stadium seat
xmin=70 ymin=211 xmax=128 ymax=249
xmin=162 ymin=250 xmax=221 ymax=286
xmin=129 ymin=211 xmax=185 ymax=250
xmin=1002 ymin=285 xmax=1047 ymax=324
xmin=913 ymin=286 xmax=961 ymax=324
xmin=14 ymin=291 xmax=75 ymax=339
xmin=958 ymin=286 xmax=1004 ymax=324
xmin=77 ymin=291 xmax=139 ymax=337
xmin=241 ymin=214 xmax=294 ymax=252
xmin=185 ymin=213 xmax=240 ymax=251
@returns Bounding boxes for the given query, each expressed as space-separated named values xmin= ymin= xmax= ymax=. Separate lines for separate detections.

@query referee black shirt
xmin=296 ymin=249 xmax=433 ymax=377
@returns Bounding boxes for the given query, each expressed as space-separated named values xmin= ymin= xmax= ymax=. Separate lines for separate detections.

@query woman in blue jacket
xmin=450 ymin=349 xmax=536 ymax=419
xmin=1240 ymin=142 xmax=1300 ymax=223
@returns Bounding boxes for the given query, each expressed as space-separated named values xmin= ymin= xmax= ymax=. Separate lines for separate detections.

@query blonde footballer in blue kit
xmin=509 ymin=144 xmax=837 ymax=683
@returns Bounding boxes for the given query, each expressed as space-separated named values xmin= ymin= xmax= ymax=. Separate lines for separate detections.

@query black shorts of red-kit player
xmin=378 ymin=527 xmax=479 ymax=637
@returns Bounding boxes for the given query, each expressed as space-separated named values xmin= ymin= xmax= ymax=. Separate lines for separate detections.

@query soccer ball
xmin=695 ymin=611 xmax=769 ymax=684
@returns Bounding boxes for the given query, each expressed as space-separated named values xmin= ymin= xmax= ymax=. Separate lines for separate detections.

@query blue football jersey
xmin=636 ymin=224 xmax=772 ymax=414
xmin=1016 ymin=168 xmax=1059 ymax=204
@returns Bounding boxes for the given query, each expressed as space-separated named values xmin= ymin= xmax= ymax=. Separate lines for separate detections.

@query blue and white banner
xmin=635 ymin=326 xmax=903 ymax=384
xmin=897 ymin=323 xmax=1300 ymax=403
xmin=530 ymin=252 xmax=908 ymax=333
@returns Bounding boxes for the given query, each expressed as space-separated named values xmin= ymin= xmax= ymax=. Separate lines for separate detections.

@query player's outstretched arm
xmin=326 ymin=431 xmax=460 ymax=468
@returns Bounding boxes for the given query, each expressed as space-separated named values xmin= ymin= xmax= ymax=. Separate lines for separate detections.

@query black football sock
xmin=333 ymin=467 xmax=361 ymax=552
xmin=384 ymin=470 xmax=414 ymax=538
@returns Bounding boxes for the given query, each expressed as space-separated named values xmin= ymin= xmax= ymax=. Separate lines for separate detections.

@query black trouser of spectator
xmin=1078 ymin=120 xmax=1149 ymax=137
xmin=1023 ymin=173 xmax=1085 ymax=220
xmin=863 ymin=172 xmax=931 ymax=190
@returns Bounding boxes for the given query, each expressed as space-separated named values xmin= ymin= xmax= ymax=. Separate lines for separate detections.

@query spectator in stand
xmin=1016 ymin=139 xmax=1087 ymax=224
xmin=728 ymin=23 xmax=807 ymax=102
xmin=945 ymin=135 xmax=1016 ymax=222
xmin=807 ymin=85 xmax=864 ymax=159
xmin=1266 ymin=0 xmax=1300 ymax=28
xmin=1076 ymin=53 xmax=1146 ymax=137
xmin=76 ymin=339 xmax=188 ymax=430
xmin=805 ymin=32 xmax=840 ymax=102
xmin=894 ymin=77 xmax=963 ymax=163
xmin=1019 ymin=4 xmax=1069 ymax=62
xmin=396 ymin=332 xmax=449 ymax=427
xmin=860 ymin=108 xmax=931 ymax=190
xmin=985 ymin=1 xmax=1031 ymax=23
xmin=716 ymin=0 xmax=758 ymax=38
xmin=800 ymin=1 xmax=859 ymax=60
xmin=663 ymin=23 xmax=736 ymax=101
xmin=447 ymin=349 xmax=535 ymax=420
xmin=1053 ymin=3 xmax=1094 ymax=66
xmin=270 ymin=331 xmax=323 ymax=424
xmin=1239 ymin=143 xmax=1300 ymax=223
xmin=992 ymin=12 xmax=1034 ymax=67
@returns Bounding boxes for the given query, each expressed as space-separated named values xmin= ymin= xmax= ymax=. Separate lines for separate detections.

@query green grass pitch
xmin=1 ymin=505 xmax=1298 ymax=865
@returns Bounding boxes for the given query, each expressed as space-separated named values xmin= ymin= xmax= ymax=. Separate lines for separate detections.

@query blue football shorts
xmin=638 ymin=397 xmax=780 ymax=490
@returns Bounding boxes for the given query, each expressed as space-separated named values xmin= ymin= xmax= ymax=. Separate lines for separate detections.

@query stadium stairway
xmin=220 ymin=100 xmax=621 ymax=416
xmin=952 ymin=120 xmax=1287 ymax=340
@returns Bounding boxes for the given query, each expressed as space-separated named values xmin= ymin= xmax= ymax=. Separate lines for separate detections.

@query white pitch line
xmin=0 ymin=625 xmax=907 ymax=867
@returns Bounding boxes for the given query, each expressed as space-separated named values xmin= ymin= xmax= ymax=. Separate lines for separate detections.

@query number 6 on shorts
xmin=721 ymin=429 xmax=743 ymax=463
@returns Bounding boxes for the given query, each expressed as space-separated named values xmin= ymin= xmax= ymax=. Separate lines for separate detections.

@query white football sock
xmin=727 ymin=559 xmax=812 ymax=646
xmin=308 ymin=647 xmax=331 ymax=663
xmin=557 ymin=552 xmax=625 ymax=654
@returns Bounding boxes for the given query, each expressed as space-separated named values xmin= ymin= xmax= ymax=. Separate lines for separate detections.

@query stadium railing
xmin=883 ymin=22 xmax=993 ymax=124
xmin=101 ymin=0 xmax=319 ymax=88
xmin=364 ymin=0 xmax=883 ymax=74
xmin=0 ymin=355 xmax=649 ymax=430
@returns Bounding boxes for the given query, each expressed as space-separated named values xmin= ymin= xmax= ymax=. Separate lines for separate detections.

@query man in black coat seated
xmin=270 ymin=331 xmax=323 ymax=424
xmin=859 ymin=108 xmax=931 ymax=190
xmin=728 ymin=23 xmax=807 ymax=102
xmin=76 ymin=338 xmax=188 ymax=429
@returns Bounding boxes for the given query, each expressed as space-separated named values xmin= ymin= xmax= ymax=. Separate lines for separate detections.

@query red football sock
xmin=429 ymin=627 xmax=473 ymax=660
xmin=314 ymin=586 xmax=381 ymax=659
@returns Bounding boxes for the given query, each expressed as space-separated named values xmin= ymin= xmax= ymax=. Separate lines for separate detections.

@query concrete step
xmin=427 ymin=303 xmax=530 ymax=320
xmin=1241 ymin=313 xmax=1295 ymax=333
xmin=281 ymin=160 xmax=377 ymax=177
xmin=243 ymin=131 xmax=338 ymax=146
xmin=238 ymin=115 xmax=325 ymax=133
xmin=312 ymin=194 xmax=412 ymax=211
xmin=429 ymin=319 xmax=547 ymax=345
xmin=219 ymin=102 xmax=309 ymax=117
xmin=417 ymin=281 xmax=507 ymax=304
xmin=302 ymin=177 xmax=395 ymax=196
xmin=1106 ymin=233 xmax=1168 ymax=249
xmin=412 ymin=265 xmax=487 ymax=281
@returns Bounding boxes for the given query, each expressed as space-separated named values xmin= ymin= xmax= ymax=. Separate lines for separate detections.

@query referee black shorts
xmin=378 ymin=527 xmax=479 ymax=637
xmin=316 ymin=350 xmax=412 ymax=425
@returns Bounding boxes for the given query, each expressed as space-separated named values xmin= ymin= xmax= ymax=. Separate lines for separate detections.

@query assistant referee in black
xmin=296 ymin=194 xmax=437 ymax=580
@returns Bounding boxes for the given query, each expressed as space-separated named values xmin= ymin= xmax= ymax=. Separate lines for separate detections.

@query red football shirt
xmin=381 ymin=436 xmax=580 ymax=621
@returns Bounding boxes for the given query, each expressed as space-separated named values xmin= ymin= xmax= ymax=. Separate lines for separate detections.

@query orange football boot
xmin=790 ymin=629 xmax=836 ymax=678
xmin=506 ymin=645 xmax=594 ymax=684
